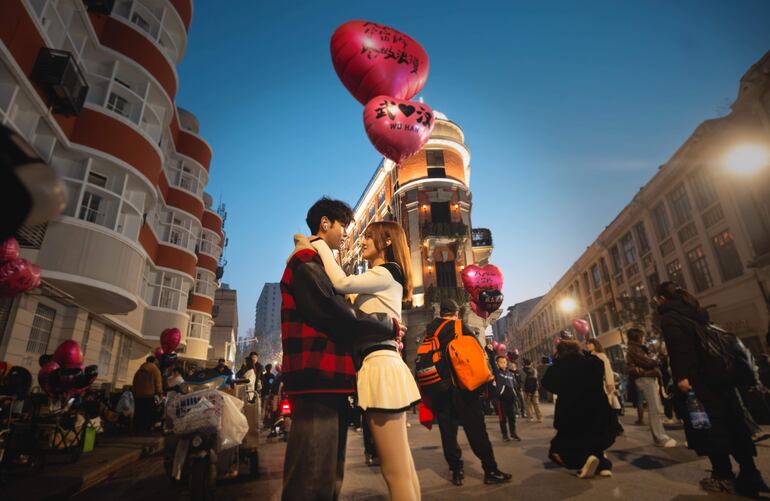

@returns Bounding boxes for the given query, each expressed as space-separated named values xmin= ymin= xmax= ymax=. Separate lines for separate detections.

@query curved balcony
xmin=142 ymin=306 xmax=190 ymax=344
xmin=88 ymin=14 xmax=178 ymax=99
xmin=138 ymin=223 xmax=197 ymax=278
xmin=68 ymin=106 xmax=162 ymax=187
xmin=110 ymin=0 xmax=189 ymax=64
xmin=36 ymin=219 xmax=145 ymax=314
xmin=188 ymin=293 xmax=214 ymax=314
xmin=169 ymin=0 xmax=193 ymax=31
xmin=202 ymin=209 xmax=224 ymax=240
xmin=173 ymin=120 xmax=213 ymax=171
xmin=162 ymin=180 xmax=205 ymax=220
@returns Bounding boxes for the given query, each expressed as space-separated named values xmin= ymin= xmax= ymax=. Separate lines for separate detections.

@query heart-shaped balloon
xmin=477 ymin=289 xmax=504 ymax=314
xmin=469 ymin=299 xmax=488 ymax=319
xmin=572 ymin=319 xmax=590 ymax=336
xmin=0 ymin=258 xmax=41 ymax=297
xmin=160 ymin=327 xmax=182 ymax=354
xmin=461 ymin=264 xmax=504 ymax=301
xmin=38 ymin=360 xmax=60 ymax=396
xmin=496 ymin=343 xmax=507 ymax=355
xmin=154 ymin=346 xmax=165 ymax=359
xmin=53 ymin=340 xmax=84 ymax=369
xmin=0 ymin=237 xmax=20 ymax=262
xmin=364 ymin=96 xmax=435 ymax=163
xmin=331 ymin=20 xmax=429 ymax=105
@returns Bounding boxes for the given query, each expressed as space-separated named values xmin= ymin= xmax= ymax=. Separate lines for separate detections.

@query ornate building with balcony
xmin=514 ymin=50 xmax=770 ymax=372
xmin=341 ymin=111 xmax=494 ymax=370
xmin=0 ymin=0 xmax=225 ymax=384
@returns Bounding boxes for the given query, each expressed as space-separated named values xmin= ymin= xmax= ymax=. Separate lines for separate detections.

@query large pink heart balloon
xmin=0 ymin=258 xmax=41 ymax=297
xmin=572 ymin=319 xmax=590 ymax=336
xmin=0 ymin=237 xmax=20 ymax=262
xmin=364 ymin=95 xmax=435 ymax=163
xmin=53 ymin=340 xmax=84 ymax=369
xmin=331 ymin=20 xmax=429 ymax=105
xmin=160 ymin=327 xmax=181 ymax=354
xmin=461 ymin=264 xmax=504 ymax=301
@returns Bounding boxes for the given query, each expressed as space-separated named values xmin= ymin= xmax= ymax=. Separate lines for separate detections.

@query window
xmin=690 ymin=170 xmax=719 ymax=210
xmin=648 ymin=271 xmax=661 ymax=293
xmin=634 ymin=222 xmax=651 ymax=255
xmin=430 ymin=202 xmax=451 ymax=224
xmin=582 ymin=272 xmax=591 ymax=294
xmin=436 ymin=261 xmax=457 ymax=288
xmin=81 ymin=316 xmax=92 ymax=357
xmin=711 ymin=231 xmax=744 ymax=281
xmin=88 ymin=171 xmax=107 ymax=188
xmin=26 ymin=304 xmax=55 ymax=354
xmin=79 ymin=191 xmax=103 ymax=224
xmin=591 ymin=265 xmax=601 ymax=288
xmin=426 ymin=150 xmax=445 ymax=166
xmin=666 ymin=259 xmax=685 ymax=288
xmin=107 ymin=92 xmax=130 ymax=118
xmin=686 ymin=246 xmax=714 ymax=292
xmin=652 ymin=203 xmax=671 ymax=241
xmin=667 ymin=184 xmax=693 ymax=227
xmin=100 ymin=327 xmax=116 ymax=374
xmin=610 ymin=246 xmax=622 ymax=275
xmin=117 ymin=335 xmax=133 ymax=379
xmin=131 ymin=12 xmax=151 ymax=33
xmin=600 ymin=257 xmax=610 ymax=281
xmin=702 ymin=204 xmax=725 ymax=228
xmin=633 ymin=282 xmax=646 ymax=298
xmin=368 ymin=205 xmax=375 ymax=221
xmin=620 ymin=232 xmax=636 ymax=265
xmin=378 ymin=188 xmax=385 ymax=207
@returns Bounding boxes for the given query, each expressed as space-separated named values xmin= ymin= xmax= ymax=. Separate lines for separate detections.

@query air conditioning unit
xmin=83 ymin=0 xmax=115 ymax=15
xmin=32 ymin=48 xmax=89 ymax=117
xmin=215 ymin=266 xmax=225 ymax=280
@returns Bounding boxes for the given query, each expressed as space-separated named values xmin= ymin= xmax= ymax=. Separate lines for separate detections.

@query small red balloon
xmin=0 ymin=237 xmax=20 ymax=262
xmin=497 ymin=343 xmax=507 ymax=354
xmin=469 ymin=299 xmax=489 ymax=319
xmin=38 ymin=360 xmax=60 ymax=395
xmin=0 ymin=258 xmax=41 ymax=297
xmin=330 ymin=20 xmax=430 ymax=105
xmin=154 ymin=346 xmax=165 ymax=359
xmin=363 ymin=95 xmax=435 ymax=164
xmin=53 ymin=340 xmax=83 ymax=369
xmin=572 ymin=319 xmax=590 ymax=336
xmin=160 ymin=327 xmax=181 ymax=354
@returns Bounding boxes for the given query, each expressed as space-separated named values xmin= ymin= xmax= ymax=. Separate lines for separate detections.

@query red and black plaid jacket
xmin=281 ymin=247 xmax=396 ymax=395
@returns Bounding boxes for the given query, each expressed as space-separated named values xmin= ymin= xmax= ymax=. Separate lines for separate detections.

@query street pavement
xmin=75 ymin=403 xmax=770 ymax=500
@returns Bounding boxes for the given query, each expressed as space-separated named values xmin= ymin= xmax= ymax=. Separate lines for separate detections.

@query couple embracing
xmin=280 ymin=197 xmax=422 ymax=501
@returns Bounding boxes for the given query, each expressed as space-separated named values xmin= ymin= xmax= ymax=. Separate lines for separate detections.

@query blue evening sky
xmin=175 ymin=1 xmax=770 ymax=337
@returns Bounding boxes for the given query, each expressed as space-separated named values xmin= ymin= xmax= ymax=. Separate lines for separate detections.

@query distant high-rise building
xmin=210 ymin=283 xmax=237 ymax=366
xmin=254 ymin=283 xmax=281 ymax=361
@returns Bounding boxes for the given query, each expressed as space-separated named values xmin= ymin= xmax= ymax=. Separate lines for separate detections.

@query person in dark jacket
xmin=542 ymin=338 xmax=620 ymax=479
xmin=280 ymin=197 xmax=402 ymax=501
xmin=494 ymin=356 xmax=521 ymax=441
xmin=132 ymin=356 xmax=163 ymax=433
xmin=656 ymin=281 xmax=768 ymax=496
xmin=626 ymin=328 xmax=676 ymax=447
xmin=423 ymin=298 xmax=512 ymax=486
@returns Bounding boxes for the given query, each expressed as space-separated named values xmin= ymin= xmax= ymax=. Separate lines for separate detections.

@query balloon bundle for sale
xmin=0 ymin=237 xmax=41 ymax=297
xmin=461 ymin=264 xmax=505 ymax=320
xmin=37 ymin=340 xmax=98 ymax=399
xmin=331 ymin=20 xmax=435 ymax=164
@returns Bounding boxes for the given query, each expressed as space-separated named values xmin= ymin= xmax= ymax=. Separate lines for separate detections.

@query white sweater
xmin=311 ymin=239 xmax=403 ymax=321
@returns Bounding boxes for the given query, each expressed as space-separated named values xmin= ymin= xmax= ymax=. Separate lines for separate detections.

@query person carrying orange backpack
xmin=420 ymin=298 xmax=511 ymax=487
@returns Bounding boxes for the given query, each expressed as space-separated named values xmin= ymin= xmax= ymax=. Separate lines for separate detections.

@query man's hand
xmin=394 ymin=319 xmax=407 ymax=341
xmin=677 ymin=378 xmax=692 ymax=392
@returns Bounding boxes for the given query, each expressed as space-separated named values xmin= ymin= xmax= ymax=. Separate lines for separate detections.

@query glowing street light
xmin=723 ymin=143 xmax=770 ymax=176
xmin=559 ymin=297 xmax=577 ymax=314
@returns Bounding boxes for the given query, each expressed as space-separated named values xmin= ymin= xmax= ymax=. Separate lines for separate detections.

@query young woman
xmin=311 ymin=221 xmax=421 ymax=501
xmin=585 ymin=339 xmax=615 ymax=404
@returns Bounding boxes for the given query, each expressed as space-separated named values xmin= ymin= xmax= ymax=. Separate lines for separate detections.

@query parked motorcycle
xmin=164 ymin=373 xmax=254 ymax=501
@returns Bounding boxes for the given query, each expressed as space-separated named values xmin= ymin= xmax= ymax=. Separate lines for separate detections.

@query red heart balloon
xmin=363 ymin=96 xmax=435 ymax=163
xmin=53 ymin=340 xmax=84 ymax=369
xmin=469 ymin=299 xmax=488 ymax=319
xmin=0 ymin=258 xmax=41 ymax=297
xmin=461 ymin=264 xmax=504 ymax=301
xmin=497 ymin=343 xmax=507 ymax=354
xmin=38 ymin=360 xmax=60 ymax=396
xmin=477 ymin=289 xmax=504 ymax=314
xmin=331 ymin=20 xmax=429 ymax=105
xmin=160 ymin=327 xmax=182 ymax=354
xmin=572 ymin=319 xmax=590 ymax=336
xmin=0 ymin=237 xmax=20 ymax=262
xmin=154 ymin=346 xmax=165 ymax=359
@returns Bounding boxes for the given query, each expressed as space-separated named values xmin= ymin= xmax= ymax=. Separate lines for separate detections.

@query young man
xmin=495 ymin=356 xmax=521 ymax=441
xmin=425 ymin=298 xmax=512 ymax=486
xmin=522 ymin=359 xmax=542 ymax=422
xmin=280 ymin=197 xmax=402 ymax=501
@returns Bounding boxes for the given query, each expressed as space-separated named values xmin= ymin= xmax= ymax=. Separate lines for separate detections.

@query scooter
xmin=268 ymin=397 xmax=291 ymax=442
xmin=164 ymin=373 xmax=254 ymax=501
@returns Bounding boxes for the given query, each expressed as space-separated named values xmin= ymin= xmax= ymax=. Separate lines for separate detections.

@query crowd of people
xmin=274 ymin=196 xmax=770 ymax=500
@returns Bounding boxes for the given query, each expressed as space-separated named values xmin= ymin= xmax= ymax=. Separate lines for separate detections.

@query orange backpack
xmin=415 ymin=320 xmax=452 ymax=395
xmin=446 ymin=320 xmax=494 ymax=391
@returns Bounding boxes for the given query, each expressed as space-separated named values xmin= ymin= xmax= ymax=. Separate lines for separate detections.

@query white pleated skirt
xmin=357 ymin=350 xmax=421 ymax=412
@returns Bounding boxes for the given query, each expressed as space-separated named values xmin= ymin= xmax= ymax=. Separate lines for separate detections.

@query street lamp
xmin=723 ymin=143 xmax=769 ymax=175
xmin=558 ymin=296 xmax=596 ymax=338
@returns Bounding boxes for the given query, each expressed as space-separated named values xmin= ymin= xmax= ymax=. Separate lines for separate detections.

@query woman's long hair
xmin=656 ymin=281 xmax=701 ymax=310
xmin=366 ymin=221 xmax=413 ymax=301
xmin=586 ymin=338 xmax=604 ymax=353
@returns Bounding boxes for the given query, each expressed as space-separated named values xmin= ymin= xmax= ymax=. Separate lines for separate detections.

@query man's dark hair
xmin=496 ymin=355 xmax=507 ymax=362
xmin=218 ymin=358 xmax=226 ymax=364
xmin=248 ymin=351 xmax=258 ymax=358
xmin=172 ymin=366 xmax=182 ymax=374
xmin=627 ymin=327 xmax=645 ymax=343
xmin=265 ymin=363 xmax=273 ymax=371
xmin=146 ymin=356 xmax=156 ymax=363
xmin=306 ymin=197 xmax=353 ymax=234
